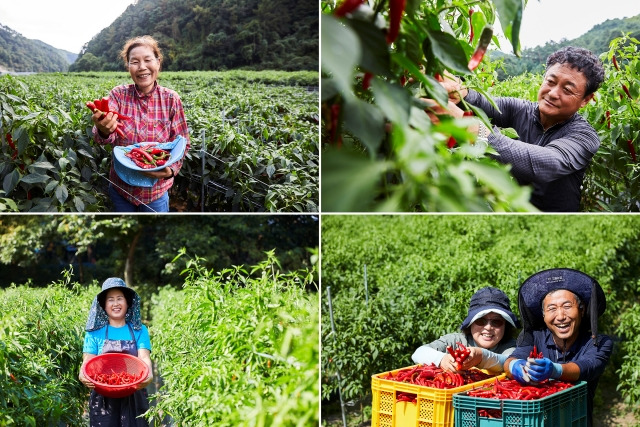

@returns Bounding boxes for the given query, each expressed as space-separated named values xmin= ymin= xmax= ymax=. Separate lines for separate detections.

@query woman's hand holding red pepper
xmin=461 ymin=346 xmax=484 ymax=369
xmin=439 ymin=352 xmax=460 ymax=372
xmin=87 ymin=97 xmax=130 ymax=138
xmin=92 ymin=110 xmax=120 ymax=138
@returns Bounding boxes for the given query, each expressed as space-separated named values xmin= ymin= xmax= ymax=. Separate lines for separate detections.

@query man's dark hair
xmin=546 ymin=46 xmax=605 ymax=97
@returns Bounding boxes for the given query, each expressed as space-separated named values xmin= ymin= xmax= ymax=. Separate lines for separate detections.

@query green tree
xmin=69 ymin=52 xmax=102 ymax=71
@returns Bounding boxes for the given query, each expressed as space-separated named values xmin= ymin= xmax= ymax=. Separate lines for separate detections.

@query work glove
xmin=509 ymin=359 xmax=531 ymax=384
xmin=527 ymin=357 xmax=563 ymax=382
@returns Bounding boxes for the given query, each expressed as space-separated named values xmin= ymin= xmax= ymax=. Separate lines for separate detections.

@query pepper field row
xmin=0 ymin=70 xmax=318 ymax=212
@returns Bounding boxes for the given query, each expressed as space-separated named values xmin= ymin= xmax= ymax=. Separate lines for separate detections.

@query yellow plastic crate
xmin=371 ymin=365 xmax=505 ymax=427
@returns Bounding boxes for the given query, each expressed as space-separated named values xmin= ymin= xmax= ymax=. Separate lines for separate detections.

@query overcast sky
xmin=0 ymin=0 xmax=135 ymax=53
xmin=501 ymin=0 xmax=640 ymax=51
xmin=1 ymin=0 xmax=640 ymax=54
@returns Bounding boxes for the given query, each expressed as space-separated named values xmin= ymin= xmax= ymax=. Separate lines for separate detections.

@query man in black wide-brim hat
xmin=503 ymin=268 xmax=613 ymax=427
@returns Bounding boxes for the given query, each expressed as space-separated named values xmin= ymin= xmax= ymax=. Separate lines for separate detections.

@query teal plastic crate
xmin=453 ymin=381 xmax=587 ymax=427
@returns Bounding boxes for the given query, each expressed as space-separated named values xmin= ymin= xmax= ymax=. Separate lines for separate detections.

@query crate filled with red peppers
xmin=452 ymin=347 xmax=587 ymax=427
xmin=453 ymin=380 xmax=587 ymax=427
xmin=371 ymin=343 xmax=504 ymax=427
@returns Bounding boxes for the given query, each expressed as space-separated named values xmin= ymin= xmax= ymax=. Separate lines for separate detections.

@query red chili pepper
xmin=627 ymin=139 xmax=637 ymax=162
xmin=363 ymin=72 xmax=374 ymax=90
xmin=605 ymin=110 xmax=611 ymax=129
xmin=468 ymin=27 xmax=493 ymax=71
xmin=468 ymin=9 xmax=474 ymax=43
xmin=386 ymin=0 xmax=406 ymax=44
xmin=622 ymin=84 xmax=632 ymax=99
xmin=87 ymin=98 xmax=131 ymax=121
xmin=447 ymin=136 xmax=457 ymax=148
xmin=528 ymin=345 xmax=543 ymax=359
xmin=334 ymin=0 xmax=364 ymax=17
xmin=612 ymin=55 xmax=619 ymax=71
xmin=6 ymin=132 xmax=18 ymax=160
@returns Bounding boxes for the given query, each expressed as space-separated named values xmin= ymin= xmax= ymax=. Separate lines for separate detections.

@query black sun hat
xmin=517 ymin=268 xmax=606 ymax=345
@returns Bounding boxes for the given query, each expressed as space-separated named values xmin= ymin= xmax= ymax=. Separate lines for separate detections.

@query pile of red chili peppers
xmin=384 ymin=363 xmax=495 ymax=404
xmin=467 ymin=378 xmax=574 ymax=401
xmin=383 ymin=363 xmax=494 ymax=389
xmin=86 ymin=96 xmax=131 ymax=138
xmin=125 ymin=146 xmax=170 ymax=169
xmin=89 ymin=371 xmax=143 ymax=386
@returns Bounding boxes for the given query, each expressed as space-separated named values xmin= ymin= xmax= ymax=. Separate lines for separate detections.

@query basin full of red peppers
xmin=86 ymin=96 xmax=131 ymax=138
xmin=125 ymin=146 xmax=171 ymax=169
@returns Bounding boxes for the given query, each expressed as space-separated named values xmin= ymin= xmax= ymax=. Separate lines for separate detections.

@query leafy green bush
xmin=321 ymin=215 xmax=640 ymax=407
xmin=147 ymin=251 xmax=319 ymax=425
xmin=0 ymin=278 xmax=96 ymax=426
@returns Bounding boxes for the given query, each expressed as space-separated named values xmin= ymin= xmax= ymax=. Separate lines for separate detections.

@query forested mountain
xmin=71 ymin=0 xmax=318 ymax=72
xmin=0 ymin=24 xmax=75 ymax=73
xmin=492 ymin=14 xmax=640 ymax=78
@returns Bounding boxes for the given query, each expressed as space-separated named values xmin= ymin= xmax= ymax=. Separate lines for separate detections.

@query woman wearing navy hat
xmin=412 ymin=287 xmax=520 ymax=373
xmin=78 ymin=278 xmax=153 ymax=426
xmin=504 ymin=268 xmax=613 ymax=427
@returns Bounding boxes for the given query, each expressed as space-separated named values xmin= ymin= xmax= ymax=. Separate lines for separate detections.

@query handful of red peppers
xmin=446 ymin=341 xmax=471 ymax=370
xmin=125 ymin=146 xmax=171 ymax=169
xmin=86 ymin=96 xmax=131 ymax=138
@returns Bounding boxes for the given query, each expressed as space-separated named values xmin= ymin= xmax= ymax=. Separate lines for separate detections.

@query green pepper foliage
xmin=0 ymin=280 xmax=95 ymax=426
xmin=147 ymin=250 xmax=319 ymax=425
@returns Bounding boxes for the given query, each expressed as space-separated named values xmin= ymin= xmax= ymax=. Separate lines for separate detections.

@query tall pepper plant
xmin=321 ymin=0 xmax=533 ymax=212
xmin=581 ymin=35 xmax=640 ymax=211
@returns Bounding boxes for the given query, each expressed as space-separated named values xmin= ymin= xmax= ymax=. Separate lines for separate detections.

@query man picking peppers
xmin=428 ymin=46 xmax=605 ymax=212
xmin=504 ymin=268 xmax=612 ymax=427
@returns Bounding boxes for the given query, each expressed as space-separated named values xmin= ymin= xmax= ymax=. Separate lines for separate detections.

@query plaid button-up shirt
xmin=93 ymin=82 xmax=190 ymax=206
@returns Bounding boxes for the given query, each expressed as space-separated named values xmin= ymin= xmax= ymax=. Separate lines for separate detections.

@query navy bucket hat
xmin=517 ymin=268 xmax=606 ymax=345
xmin=460 ymin=286 xmax=520 ymax=330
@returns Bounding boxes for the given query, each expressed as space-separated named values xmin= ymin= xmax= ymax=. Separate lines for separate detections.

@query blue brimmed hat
xmin=85 ymin=278 xmax=142 ymax=331
xmin=460 ymin=286 xmax=520 ymax=330
xmin=517 ymin=268 xmax=606 ymax=344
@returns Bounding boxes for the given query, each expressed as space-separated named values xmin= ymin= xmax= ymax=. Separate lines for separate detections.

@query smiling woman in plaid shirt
xmin=90 ymin=35 xmax=190 ymax=212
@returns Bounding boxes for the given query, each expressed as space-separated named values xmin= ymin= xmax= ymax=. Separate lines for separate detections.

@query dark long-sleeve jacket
xmin=464 ymin=90 xmax=600 ymax=212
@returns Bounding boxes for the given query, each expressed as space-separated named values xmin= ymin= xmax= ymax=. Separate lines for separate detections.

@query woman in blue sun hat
xmin=504 ymin=268 xmax=612 ymax=427
xmin=412 ymin=286 xmax=520 ymax=373
xmin=78 ymin=278 xmax=153 ymax=426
